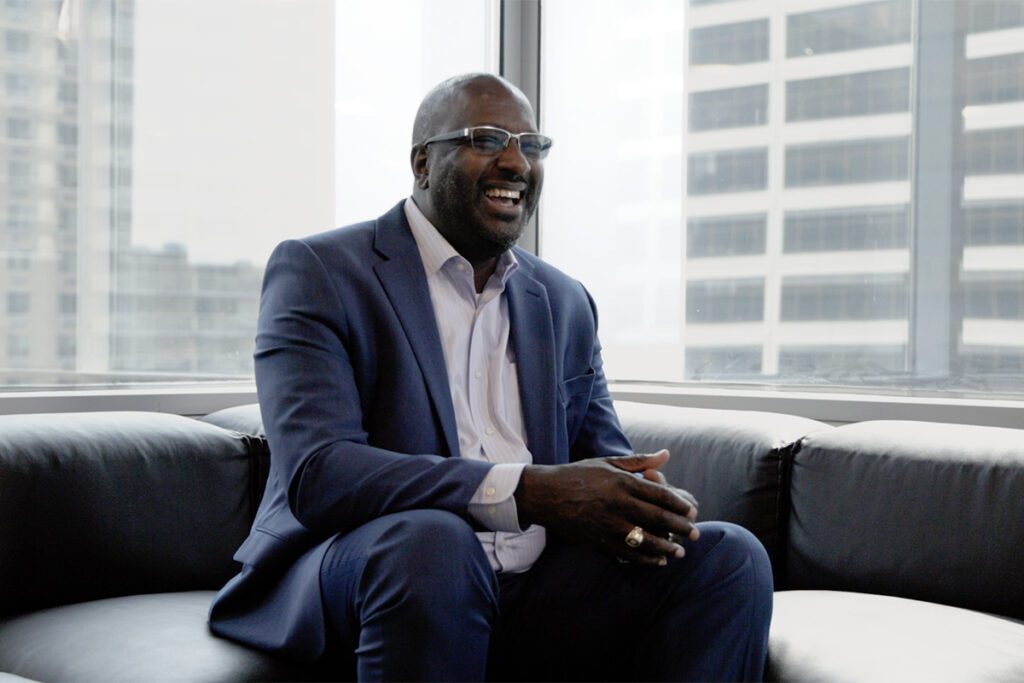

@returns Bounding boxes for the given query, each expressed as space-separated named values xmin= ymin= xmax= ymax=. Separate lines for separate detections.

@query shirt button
xmin=474 ymin=370 xmax=482 ymax=379
xmin=485 ymin=487 xmax=496 ymax=497
xmin=485 ymin=426 xmax=494 ymax=435
xmin=456 ymin=262 xmax=465 ymax=271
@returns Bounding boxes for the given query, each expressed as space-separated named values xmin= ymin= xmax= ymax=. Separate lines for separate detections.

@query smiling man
xmin=209 ymin=73 xmax=773 ymax=682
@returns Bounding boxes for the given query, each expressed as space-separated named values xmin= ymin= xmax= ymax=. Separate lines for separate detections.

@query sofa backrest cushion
xmin=615 ymin=401 xmax=831 ymax=583
xmin=0 ymin=412 xmax=259 ymax=616
xmin=787 ymin=420 xmax=1024 ymax=620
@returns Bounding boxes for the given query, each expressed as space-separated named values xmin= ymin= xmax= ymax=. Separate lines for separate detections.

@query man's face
xmin=421 ymin=84 xmax=544 ymax=261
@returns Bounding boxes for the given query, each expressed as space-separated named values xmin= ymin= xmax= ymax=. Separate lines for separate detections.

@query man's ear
xmin=410 ymin=145 xmax=430 ymax=189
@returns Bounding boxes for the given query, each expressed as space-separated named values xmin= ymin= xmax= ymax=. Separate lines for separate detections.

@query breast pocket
xmin=558 ymin=371 xmax=596 ymax=445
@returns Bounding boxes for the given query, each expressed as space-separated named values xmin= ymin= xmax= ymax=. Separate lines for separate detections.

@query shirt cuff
xmin=467 ymin=462 xmax=527 ymax=533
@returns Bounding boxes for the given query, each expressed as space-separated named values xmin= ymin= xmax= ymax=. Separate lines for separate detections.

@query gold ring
xmin=625 ymin=526 xmax=644 ymax=548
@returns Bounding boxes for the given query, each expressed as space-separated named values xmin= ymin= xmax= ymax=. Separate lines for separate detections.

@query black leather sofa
xmin=1 ymin=401 xmax=1022 ymax=681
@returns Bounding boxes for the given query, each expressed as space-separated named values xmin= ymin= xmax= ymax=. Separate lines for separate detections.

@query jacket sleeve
xmin=254 ymin=239 xmax=493 ymax=537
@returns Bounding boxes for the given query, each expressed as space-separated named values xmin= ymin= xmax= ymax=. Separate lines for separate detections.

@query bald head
xmin=411 ymin=73 xmax=535 ymax=145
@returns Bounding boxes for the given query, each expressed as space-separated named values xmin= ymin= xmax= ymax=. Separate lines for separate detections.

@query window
xmin=780 ymin=275 xmax=908 ymax=321
xmin=964 ymin=127 xmax=1024 ymax=175
xmin=967 ymin=0 xmax=1024 ymax=33
xmin=785 ymin=137 xmax=909 ymax=187
xmin=786 ymin=68 xmax=910 ymax=122
xmin=783 ymin=205 xmax=909 ymax=252
xmin=689 ymin=85 xmax=768 ymax=131
xmin=965 ymin=201 xmax=1024 ymax=245
xmin=7 ymin=292 xmax=30 ymax=315
xmin=787 ymin=0 xmax=912 ymax=58
xmin=687 ymin=279 xmax=765 ymax=323
xmin=688 ymin=148 xmax=768 ymax=194
xmin=690 ymin=19 xmax=769 ymax=66
xmin=685 ymin=347 xmax=762 ymax=379
xmin=5 ymin=73 xmax=31 ymax=97
xmin=963 ymin=275 xmax=1024 ymax=319
xmin=687 ymin=214 xmax=767 ymax=257
xmin=967 ymin=53 xmax=1024 ymax=105
xmin=4 ymin=30 xmax=30 ymax=54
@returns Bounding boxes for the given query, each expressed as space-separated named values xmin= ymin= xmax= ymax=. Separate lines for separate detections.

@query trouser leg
xmin=320 ymin=509 xmax=498 ymax=682
xmin=489 ymin=521 xmax=773 ymax=682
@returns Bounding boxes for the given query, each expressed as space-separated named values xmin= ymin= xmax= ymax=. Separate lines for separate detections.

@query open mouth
xmin=483 ymin=187 xmax=523 ymax=207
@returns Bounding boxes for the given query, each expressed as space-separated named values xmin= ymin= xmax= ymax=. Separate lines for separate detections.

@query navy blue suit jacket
xmin=209 ymin=201 xmax=632 ymax=660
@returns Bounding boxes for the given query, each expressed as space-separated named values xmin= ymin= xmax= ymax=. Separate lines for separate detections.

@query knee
xmin=694 ymin=522 xmax=773 ymax=588
xmin=360 ymin=510 xmax=496 ymax=607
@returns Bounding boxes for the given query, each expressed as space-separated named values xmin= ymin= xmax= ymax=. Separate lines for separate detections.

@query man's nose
xmin=495 ymin=137 xmax=532 ymax=175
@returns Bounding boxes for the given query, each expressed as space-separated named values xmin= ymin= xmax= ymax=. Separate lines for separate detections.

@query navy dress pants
xmin=320 ymin=509 xmax=773 ymax=681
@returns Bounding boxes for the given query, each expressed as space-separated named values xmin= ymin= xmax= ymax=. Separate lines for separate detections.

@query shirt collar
xmin=404 ymin=197 xmax=519 ymax=285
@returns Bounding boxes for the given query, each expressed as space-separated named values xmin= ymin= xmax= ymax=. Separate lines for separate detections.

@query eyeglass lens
xmin=470 ymin=128 xmax=550 ymax=160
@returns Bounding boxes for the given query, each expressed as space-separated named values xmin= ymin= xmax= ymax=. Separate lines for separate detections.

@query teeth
xmin=485 ymin=188 xmax=521 ymax=200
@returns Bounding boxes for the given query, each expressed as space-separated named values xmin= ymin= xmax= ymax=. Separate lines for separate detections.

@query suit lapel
xmin=506 ymin=262 xmax=559 ymax=466
xmin=372 ymin=203 xmax=460 ymax=459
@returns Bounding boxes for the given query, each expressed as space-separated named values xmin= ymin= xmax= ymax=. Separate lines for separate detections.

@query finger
xmin=641 ymin=468 xmax=667 ymax=485
xmin=606 ymin=449 xmax=669 ymax=474
xmin=615 ymin=526 xmax=686 ymax=564
xmin=631 ymin=498 xmax=701 ymax=541
xmin=628 ymin=476 xmax=698 ymax=524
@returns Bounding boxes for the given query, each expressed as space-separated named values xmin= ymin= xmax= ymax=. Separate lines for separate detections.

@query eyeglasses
xmin=420 ymin=126 xmax=553 ymax=160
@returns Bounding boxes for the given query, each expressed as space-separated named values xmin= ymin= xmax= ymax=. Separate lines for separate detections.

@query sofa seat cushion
xmin=0 ymin=591 xmax=320 ymax=682
xmin=768 ymin=590 xmax=1024 ymax=682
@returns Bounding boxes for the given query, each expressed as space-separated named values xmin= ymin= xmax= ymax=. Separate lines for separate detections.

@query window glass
xmin=542 ymin=0 xmax=1024 ymax=396
xmin=0 ymin=0 xmax=492 ymax=391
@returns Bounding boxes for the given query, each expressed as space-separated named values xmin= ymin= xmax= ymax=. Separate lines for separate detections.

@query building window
xmin=967 ymin=52 xmax=1024 ymax=105
xmin=5 ymin=73 xmax=31 ymax=97
xmin=6 ymin=203 xmax=34 ymax=232
xmin=7 ymin=160 xmax=31 ymax=191
xmin=687 ymin=214 xmax=767 ymax=257
xmin=786 ymin=67 xmax=910 ymax=122
xmin=785 ymin=137 xmax=909 ymax=187
xmin=58 ymin=164 xmax=77 ymax=189
xmin=58 ymin=335 xmax=77 ymax=359
xmin=59 ymin=293 xmax=77 ymax=315
xmin=688 ymin=148 xmax=768 ymax=194
xmin=959 ymin=347 xmax=1024 ymax=374
xmin=783 ymin=205 xmax=909 ymax=252
xmin=7 ymin=292 xmax=30 ymax=315
xmin=967 ymin=0 xmax=1024 ymax=33
xmin=4 ymin=30 xmax=30 ymax=54
xmin=689 ymin=85 xmax=768 ymax=131
xmin=58 ymin=80 xmax=78 ymax=104
xmin=7 ymin=251 xmax=31 ymax=271
xmin=778 ymin=346 xmax=906 ymax=377
xmin=685 ymin=346 xmax=763 ymax=379
xmin=690 ymin=19 xmax=769 ymax=66
xmin=787 ymin=0 xmax=912 ymax=58
xmin=780 ymin=275 xmax=908 ymax=321
xmin=963 ymin=276 xmax=1024 ymax=319
xmin=57 ymin=123 xmax=78 ymax=146
xmin=6 ymin=117 xmax=31 ymax=140
xmin=964 ymin=201 xmax=1024 ymax=246
xmin=687 ymin=278 xmax=765 ymax=323
xmin=964 ymin=127 xmax=1024 ymax=175
xmin=7 ymin=335 xmax=31 ymax=359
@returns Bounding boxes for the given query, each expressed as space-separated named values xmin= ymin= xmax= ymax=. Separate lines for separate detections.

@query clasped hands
xmin=515 ymin=450 xmax=699 ymax=567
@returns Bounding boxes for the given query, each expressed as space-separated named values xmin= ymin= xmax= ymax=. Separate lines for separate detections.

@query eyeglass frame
xmin=418 ymin=126 xmax=553 ymax=160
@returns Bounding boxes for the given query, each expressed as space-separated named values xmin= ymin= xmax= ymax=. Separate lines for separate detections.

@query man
xmin=209 ymin=73 xmax=772 ymax=681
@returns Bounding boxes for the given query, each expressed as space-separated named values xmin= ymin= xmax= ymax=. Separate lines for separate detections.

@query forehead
xmin=443 ymin=82 xmax=537 ymax=133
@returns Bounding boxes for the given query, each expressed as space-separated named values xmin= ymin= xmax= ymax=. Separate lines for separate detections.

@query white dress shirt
xmin=404 ymin=198 xmax=546 ymax=574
